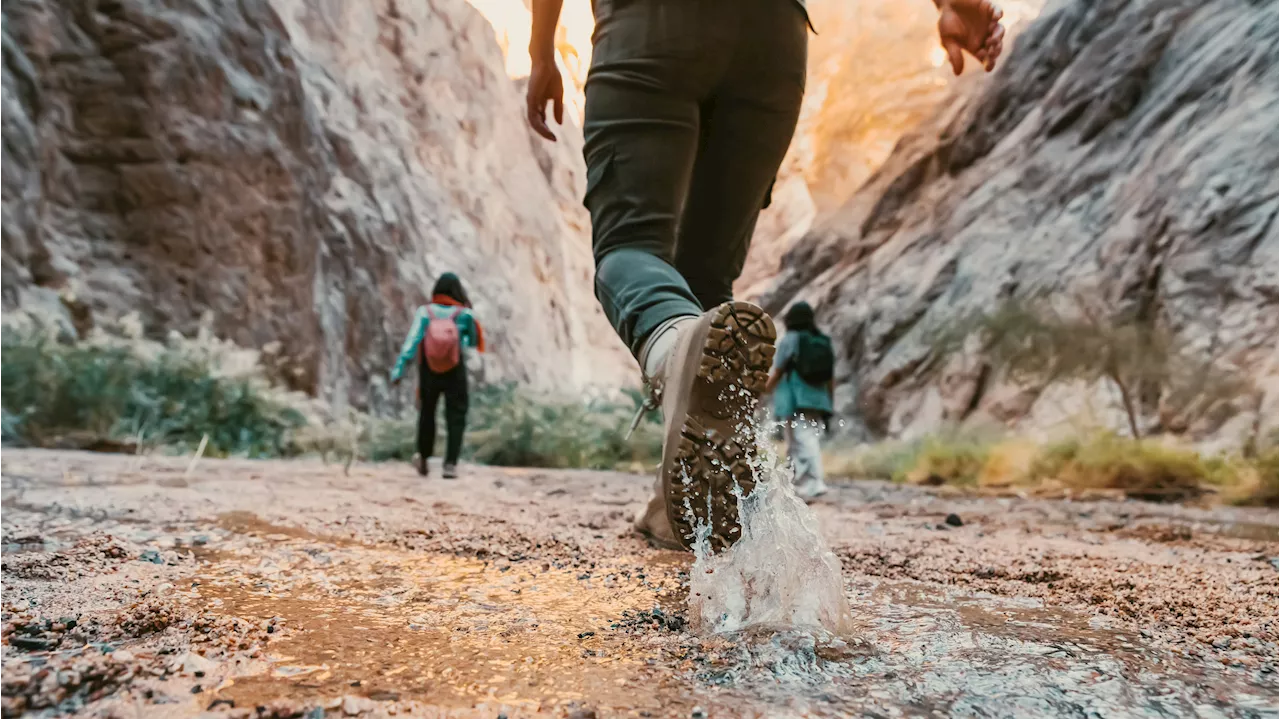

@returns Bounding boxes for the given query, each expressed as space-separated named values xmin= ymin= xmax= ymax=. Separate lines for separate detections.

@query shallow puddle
xmin=838 ymin=582 xmax=1276 ymax=718
xmin=186 ymin=514 xmax=1277 ymax=718
xmin=193 ymin=532 xmax=700 ymax=715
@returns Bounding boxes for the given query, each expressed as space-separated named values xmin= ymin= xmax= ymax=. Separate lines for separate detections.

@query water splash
xmin=687 ymin=419 xmax=854 ymax=637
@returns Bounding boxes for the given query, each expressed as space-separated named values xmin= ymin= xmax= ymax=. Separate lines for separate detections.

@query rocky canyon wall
xmin=737 ymin=0 xmax=1046 ymax=297
xmin=761 ymin=0 xmax=1279 ymax=442
xmin=2 ymin=0 xmax=632 ymax=413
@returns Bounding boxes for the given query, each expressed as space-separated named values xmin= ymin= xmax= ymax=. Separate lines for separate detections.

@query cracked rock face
xmin=2 ymin=0 xmax=632 ymax=410
xmin=760 ymin=0 xmax=1278 ymax=441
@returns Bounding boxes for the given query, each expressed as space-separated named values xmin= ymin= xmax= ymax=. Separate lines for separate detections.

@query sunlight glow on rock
xmin=469 ymin=0 xmax=594 ymax=123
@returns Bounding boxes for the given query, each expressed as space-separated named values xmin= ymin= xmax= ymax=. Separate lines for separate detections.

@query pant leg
xmin=674 ymin=0 xmax=807 ymax=309
xmin=582 ymin=0 xmax=730 ymax=356
xmin=791 ymin=411 xmax=828 ymax=497
xmin=442 ymin=366 xmax=469 ymax=466
xmin=784 ymin=418 xmax=802 ymax=486
xmin=418 ymin=366 xmax=444 ymax=460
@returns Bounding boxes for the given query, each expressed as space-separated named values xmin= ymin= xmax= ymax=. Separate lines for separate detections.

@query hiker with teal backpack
xmin=765 ymin=301 xmax=835 ymax=501
xmin=390 ymin=273 xmax=486 ymax=479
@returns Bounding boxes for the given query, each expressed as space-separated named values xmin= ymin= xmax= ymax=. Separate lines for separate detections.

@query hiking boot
xmin=442 ymin=464 xmax=459 ymax=479
xmin=413 ymin=453 xmax=428 ymax=477
xmin=644 ymin=301 xmax=776 ymax=552
xmin=633 ymin=477 xmax=686 ymax=551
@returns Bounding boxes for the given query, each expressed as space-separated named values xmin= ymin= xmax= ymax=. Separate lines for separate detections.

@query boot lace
xmin=625 ymin=379 xmax=661 ymax=441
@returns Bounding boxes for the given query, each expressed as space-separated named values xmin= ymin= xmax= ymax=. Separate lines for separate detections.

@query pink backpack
xmin=421 ymin=306 xmax=462 ymax=373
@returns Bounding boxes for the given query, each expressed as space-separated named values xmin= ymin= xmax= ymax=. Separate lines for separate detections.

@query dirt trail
xmin=2 ymin=450 xmax=1276 ymax=718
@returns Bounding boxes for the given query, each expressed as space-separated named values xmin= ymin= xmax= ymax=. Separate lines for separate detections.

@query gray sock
xmin=639 ymin=315 xmax=698 ymax=379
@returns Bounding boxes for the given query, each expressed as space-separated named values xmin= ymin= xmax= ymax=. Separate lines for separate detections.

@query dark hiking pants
xmin=418 ymin=362 xmax=468 ymax=466
xmin=583 ymin=0 xmax=808 ymax=356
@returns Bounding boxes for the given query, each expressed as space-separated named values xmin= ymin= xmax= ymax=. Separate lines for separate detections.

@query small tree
xmin=937 ymin=294 xmax=1249 ymax=439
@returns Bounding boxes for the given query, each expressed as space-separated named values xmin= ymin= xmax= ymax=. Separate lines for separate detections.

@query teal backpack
xmin=791 ymin=330 xmax=835 ymax=385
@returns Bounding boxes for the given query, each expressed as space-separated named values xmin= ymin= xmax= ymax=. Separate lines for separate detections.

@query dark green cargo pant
xmin=582 ymin=0 xmax=808 ymax=357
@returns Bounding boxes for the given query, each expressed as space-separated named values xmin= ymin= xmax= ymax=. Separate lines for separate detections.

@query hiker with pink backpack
xmin=390 ymin=273 xmax=486 ymax=478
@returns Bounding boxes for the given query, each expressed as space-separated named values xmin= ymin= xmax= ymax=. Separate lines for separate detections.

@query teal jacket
xmin=391 ymin=302 xmax=483 ymax=381
xmin=772 ymin=330 xmax=834 ymax=420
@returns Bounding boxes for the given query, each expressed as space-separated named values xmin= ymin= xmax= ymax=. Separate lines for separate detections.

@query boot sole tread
xmin=664 ymin=301 xmax=776 ymax=552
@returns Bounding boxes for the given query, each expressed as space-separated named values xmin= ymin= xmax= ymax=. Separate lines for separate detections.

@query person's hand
xmin=526 ymin=57 xmax=564 ymax=141
xmin=937 ymin=0 xmax=1005 ymax=75
xmin=390 ymin=375 xmax=401 ymax=386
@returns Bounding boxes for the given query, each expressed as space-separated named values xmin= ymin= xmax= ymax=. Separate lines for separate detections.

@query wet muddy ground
xmin=2 ymin=449 xmax=1276 ymax=718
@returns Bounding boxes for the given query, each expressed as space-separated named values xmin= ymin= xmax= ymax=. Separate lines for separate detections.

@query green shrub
xmin=824 ymin=427 xmax=998 ymax=486
xmin=827 ymin=424 xmax=1275 ymax=507
xmin=291 ymin=383 xmax=663 ymax=472
xmin=360 ymin=418 xmax=418 ymax=462
xmin=824 ymin=439 xmax=919 ymax=481
xmin=1244 ymin=443 xmax=1280 ymax=506
xmin=1022 ymin=432 xmax=1212 ymax=502
xmin=896 ymin=436 xmax=991 ymax=486
xmin=0 ymin=327 xmax=665 ymax=473
xmin=462 ymin=383 xmax=661 ymax=471
xmin=1 ymin=329 xmax=304 ymax=457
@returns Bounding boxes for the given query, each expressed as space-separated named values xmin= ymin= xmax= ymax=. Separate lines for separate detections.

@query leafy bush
xmin=1021 ymin=433 xmax=1216 ymax=502
xmin=976 ymin=440 xmax=1040 ymax=488
xmin=824 ymin=439 xmax=916 ymax=481
xmin=462 ymin=383 xmax=661 ymax=471
xmin=1225 ymin=431 xmax=1279 ymax=507
xmin=254 ymin=382 xmax=663 ymax=472
xmin=825 ymin=426 xmax=998 ymax=486
xmin=361 ymin=418 xmax=418 ymax=462
xmin=896 ymin=436 xmax=991 ymax=486
xmin=1242 ymin=443 xmax=1280 ymax=506
xmin=1 ymin=328 xmax=305 ymax=457
xmin=828 ymin=427 xmax=1277 ymax=506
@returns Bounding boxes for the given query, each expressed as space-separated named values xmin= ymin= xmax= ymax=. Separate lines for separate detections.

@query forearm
xmin=390 ymin=314 xmax=425 ymax=381
xmin=529 ymin=0 xmax=564 ymax=66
